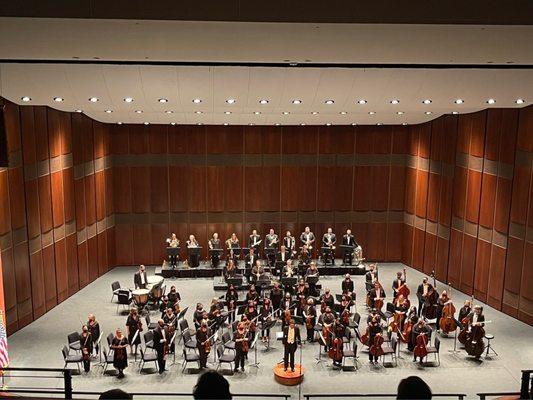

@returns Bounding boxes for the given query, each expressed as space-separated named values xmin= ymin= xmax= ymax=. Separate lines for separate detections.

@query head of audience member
xmin=99 ymin=388 xmax=133 ymax=399
xmin=193 ymin=370 xmax=232 ymax=399
xmin=397 ymin=376 xmax=432 ymax=399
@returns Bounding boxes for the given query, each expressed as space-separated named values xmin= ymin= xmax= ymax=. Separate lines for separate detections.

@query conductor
xmin=282 ymin=319 xmax=301 ymax=372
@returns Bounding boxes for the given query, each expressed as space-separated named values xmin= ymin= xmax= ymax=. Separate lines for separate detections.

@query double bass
xmin=465 ymin=323 xmax=486 ymax=358
xmin=423 ymin=271 xmax=439 ymax=319
xmin=439 ymin=286 xmax=457 ymax=334
xmin=396 ymin=268 xmax=411 ymax=300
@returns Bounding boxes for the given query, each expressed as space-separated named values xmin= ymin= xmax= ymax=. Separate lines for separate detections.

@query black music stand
xmin=226 ymin=277 xmax=242 ymax=289
xmin=264 ymin=247 xmax=277 ymax=267
xmin=340 ymin=245 xmax=354 ymax=266
xmin=281 ymin=277 xmax=297 ymax=290
xmin=261 ymin=318 xmax=278 ymax=350
xmin=166 ymin=247 xmax=180 ymax=268
xmin=275 ymin=261 xmax=287 ymax=277
xmin=241 ymin=247 xmax=250 ymax=257
xmin=306 ymin=275 xmax=319 ymax=285
xmin=321 ymin=247 xmax=333 ymax=266
xmin=209 ymin=248 xmax=223 ymax=268
xmin=187 ymin=246 xmax=202 ymax=268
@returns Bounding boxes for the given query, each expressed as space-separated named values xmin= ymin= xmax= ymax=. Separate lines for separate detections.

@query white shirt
xmin=140 ymin=273 xmax=146 ymax=285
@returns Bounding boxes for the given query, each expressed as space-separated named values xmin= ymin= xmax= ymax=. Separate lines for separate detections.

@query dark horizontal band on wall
xmin=455 ymin=152 xmax=515 ymax=178
xmin=112 ymin=210 xmax=405 ymax=225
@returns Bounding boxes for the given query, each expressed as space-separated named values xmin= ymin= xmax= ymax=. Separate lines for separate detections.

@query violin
xmin=414 ymin=332 xmax=428 ymax=359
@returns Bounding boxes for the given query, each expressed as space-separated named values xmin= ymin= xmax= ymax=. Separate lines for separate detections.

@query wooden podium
xmin=273 ymin=363 xmax=305 ymax=386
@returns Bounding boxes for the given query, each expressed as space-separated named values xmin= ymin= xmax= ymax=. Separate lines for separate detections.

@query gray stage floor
xmin=6 ymin=262 xmax=532 ymax=399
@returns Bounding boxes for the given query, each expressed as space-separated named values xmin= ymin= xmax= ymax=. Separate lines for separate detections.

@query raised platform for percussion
xmin=273 ymin=363 xmax=305 ymax=386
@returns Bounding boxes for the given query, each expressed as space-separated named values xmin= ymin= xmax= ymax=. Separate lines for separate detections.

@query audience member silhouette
xmin=193 ymin=370 xmax=232 ymax=400
xmin=397 ymin=376 xmax=432 ymax=399
xmin=99 ymin=388 xmax=133 ymax=399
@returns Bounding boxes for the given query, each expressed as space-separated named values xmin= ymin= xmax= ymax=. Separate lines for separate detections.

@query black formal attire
xmin=209 ymin=239 xmax=222 ymax=267
xmin=111 ymin=337 xmax=128 ymax=376
xmin=282 ymin=326 xmax=301 ymax=371
xmin=245 ymin=291 xmax=259 ymax=305
xmin=410 ymin=323 xmax=431 ymax=355
xmin=299 ymin=250 xmax=312 ymax=268
xmin=196 ymin=328 xmax=211 ymax=369
xmin=341 ymin=234 xmax=355 ymax=265
xmin=368 ymin=287 xmax=386 ymax=309
xmin=270 ymin=287 xmax=283 ymax=317
xmin=134 ymin=271 xmax=148 ymax=289
xmin=276 ymin=251 xmax=291 ymax=276
xmin=265 ymin=234 xmax=279 ymax=267
xmin=300 ymin=232 xmax=315 ymax=251
xmin=259 ymin=306 xmax=273 ymax=338
xmin=248 ymin=235 xmax=262 ymax=257
xmin=304 ymin=305 xmax=316 ymax=342
xmin=87 ymin=321 xmax=100 ymax=355
xmin=305 ymin=267 xmax=319 ymax=296
xmin=226 ymin=289 xmax=238 ymax=323
xmin=322 ymin=233 xmax=336 ymax=265
xmin=342 ymin=279 xmax=354 ymax=295
xmin=126 ymin=315 xmax=142 ymax=348
xmin=234 ymin=331 xmax=248 ymax=371
xmin=193 ymin=309 xmax=205 ymax=330
xmin=167 ymin=290 xmax=181 ymax=308
xmin=365 ymin=270 xmax=378 ymax=291
xmin=392 ymin=278 xmax=405 ymax=299
xmin=159 ymin=300 xmax=170 ymax=318
xmin=466 ymin=312 xmax=485 ymax=329
xmin=223 ymin=264 xmax=238 ymax=282
xmin=80 ymin=332 xmax=93 ymax=372
xmin=416 ymin=283 xmax=433 ymax=316
xmin=368 ymin=324 xmax=383 ymax=362
xmin=153 ymin=325 xmax=169 ymax=374
xmin=283 ymin=236 xmax=296 ymax=254
xmin=321 ymin=294 xmax=335 ymax=310
xmin=458 ymin=306 xmax=471 ymax=324
xmin=245 ymin=254 xmax=258 ymax=280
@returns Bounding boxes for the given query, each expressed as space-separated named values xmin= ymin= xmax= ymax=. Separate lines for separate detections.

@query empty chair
xmin=110 ymin=281 xmax=121 ymax=302
xmin=425 ymin=336 xmax=441 ymax=366
xmin=106 ymin=333 xmax=114 ymax=349
xmin=385 ymin=302 xmax=396 ymax=320
xmin=352 ymin=312 xmax=361 ymax=328
xmin=179 ymin=319 xmax=195 ymax=336
xmin=68 ymin=332 xmax=82 ymax=353
xmin=62 ymin=345 xmax=82 ymax=373
xmin=145 ymin=315 xmax=158 ymax=331
xmin=342 ymin=341 xmax=358 ymax=369
xmin=183 ymin=330 xmax=197 ymax=351
xmin=143 ymin=331 xmax=155 ymax=352
xmin=221 ymin=331 xmax=235 ymax=353
xmin=342 ymin=326 xmax=352 ymax=345
xmin=216 ymin=345 xmax=235 ymax=373
xmin=381 ymin=336 xmax=398 ymax=366
xmin=116 ymin=290 xmax=131 ymax=314
xmin=182 ymin=348 xmax=200 ymax=373
xmin=139 ymin=348 xmax=158 ymax=373
xmin=102 ymin=348 xmax=115 ymax=374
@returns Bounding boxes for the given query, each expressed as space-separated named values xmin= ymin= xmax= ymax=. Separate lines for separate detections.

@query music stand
xmin=262 ymin=319 xmax=278 ymax=350
xmin=209 ymin=249 xmax=223 ymax=268
xmin=306 ymin=275 xmax=319 ymax=285
xmin=249 ymin=332 xmax=261 ymax=368
xmin=166 ymin=247 xmax=180 ymax=268
xmin=187 ymin=246 xmax=202 ymax=268
xmin=321 ymin=247 xmax=333 ymax=266
xmin=293 ymin=315 xmax=304 ymax=326
xmin=177 ymin=306 xmax=188 ymax=321
xmin=340 ymin=245 xmax=354 ymax=265
xmin=281 ymin=277 xmax=297 ymax=289
xmin=275 ymin=261 xmax=287 ymax=276
xmin=241 ymin=247 xmax=251 ymax=257
xmin=230 ymin=247 xmax=241 ymax=259
xmin=237 ymin=305 xmax=247 ymax=317
xmin=226 ymin=277 xmax=242 ymax=289
xmin=264 ymin=247 xmax=277 ymax=267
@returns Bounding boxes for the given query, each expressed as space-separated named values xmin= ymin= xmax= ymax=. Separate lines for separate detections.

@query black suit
xmin=322 ymin=233 xmax=336 ymax=265
xmin=153 ymin=326 xmax=168 ymax=373
xmin=134 ymin=271 xmax=148 ymax=289
xmin=341 ymin=235 xmax=355 ymax=265
xmin=342 ymin=279 xmax=354 ymax=294
xmin=282 ymin=326 xmax=301 ymax=370
xmin=392 ymin=278 xmax=405 ymax=298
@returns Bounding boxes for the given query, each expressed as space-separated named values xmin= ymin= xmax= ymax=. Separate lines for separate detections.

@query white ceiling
xmin=0 ymin=18 xmax=532 ymax=125
xmin=1 ymin=63 xmax=531 ymax=125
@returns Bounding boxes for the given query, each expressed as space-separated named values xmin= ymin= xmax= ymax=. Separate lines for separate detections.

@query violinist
xmin=416 ymin=277 xmax=433 ymax=316
xmin=163 ymin=307 xmax=177 ymax=353
xmin=126 ymin=307 xmax=142 ymax=355
xmin=193 ymin=303 xmax=205 ymax=330
xmin=259 ymin=298 xmax=273 ymax=343
xmin=223 ymin=259 xmax=238 ymax=282
xmin=369 ymin=282 xmax=386 ymax=310
xmin=270 ymin=282 xmax=283 ymax=318
xmin=196 ymin=321 xmax=211 ymax=370
xmin=87 ymin=314 xmax=100 ymax=357
xmin=167 ymin=285 xmax=181 ymax=309
xmin=244 ymin=300 xmax=258 ymax=324
xmin=225 ymin=284 xmax=239 ymax=324
xmin=458 ymin=299 xmax=472 ymax=323
xmin=321 ymin=288 xmax=335 ymax=310
xmin=411 ymin=318 xmax=431 ymax=359
xmin=159 ymin=296 xmax=170 ymax=318
xmin=153 ymin=319 xmax=168 ymax=374
xmin=368 ymin=316 xmax=383 ymax=364
xmin=80 ymin=325 xmax=93 ymax=372
xmin=392 ymin=271 xmax=405 ymax=299
xmin=234 ymin=322 xmax=249 ymax=373
xmin=282 ymin=319 xmax=301 ymax=372
xmin=111 ymin=329 xmax=128 ymax=378
xmin=341 ymin=273 xmax=354 ymax=296
xmin=320 ymin=306 xmax=335 ymax=351
xmin=303 ymin=298 xmax=317 ymax=342
xmin=209 ymin=297 xmax=222 ymax=319
xmin=245 ymin=284 xmax=259 ymax=305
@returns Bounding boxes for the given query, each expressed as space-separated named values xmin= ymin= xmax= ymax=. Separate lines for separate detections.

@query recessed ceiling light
xmin=53 ymin=97 xmax=64 ymax=102
xmin=223 ymin=123 xmax=229 ymax=126
xmin=454 ymin=99 xmax=464 ymax=104
xmin=192 ymin=98 xmax=202 ymax=104
xmin=21 ymin=96 xmax=31 ymax=102
xmin=89 ymin=97 xmax=99 ymax=103
xmin=224 ymin=111 xmax=231 ymax=115
xmin=282 ymin=111 xmax=290 ymax=115
xmin=390 ymin=99 xmax=400 ymax=105
xmin=165 ymin=110 xmax=174 ymax=114
xmin=135 ymin=110 xmax=143 ymax=114
xmin=144 ymin=122 xmax=149 ymax=125
xmin=249 ymin=123 xmax=255 ymax=126
xmin=351 ymin=123 xmax=357 ymax=126
xmin=377 ymin=123 xmax=383 ymax=126
xmin=195 ymin=111 xmax=203 ymax=114
xmin=425 ymin=111 xmax=432 ymax=115
xmin=358 ymin=99 xmax=367 ymax=105
xmin=422 ymin=99 xmax=432 ymax=104
xmin=275 ymin=123 xmax=281 ymax=126
xmin=452 ymin=111 xmax=459 ymax=115
xmin=170 ymin=122 xmax=176 ymax=125
xmin=75 ymin=109 xmax=83 ymax=113
xmin=402 ymin=122 xmax=408 ymax=126
xmin=340 ymin=111 xmax=347 ymax=115
xmin=117 ymin=122 xmax=123 ymax=125
xmin=197 ymin=123 xmax=203 ymax=125
xmin=515 ymin=98 xmax=525 ymax=104
xmin=368 ymin=111 xmax=376 ymax=115
xmin=259 ymin=99 xmax=269 ymax=104
xmin=158 ymin=98 xmax=168 ymax=103
xmin=226 ymin=99 xmax=236 ymax=104
xmin=300 ymin=123 xmax=306 ymax=126
xmin=105 ymin=109 xmax=113 ymax=113
xmin=124 ymin=97 xmax=134 ymax=103
xmin=292 ymin=99 xmax=302 ymax=104
xmin=325 ymin=100 xmax=335 ymax=105
xmin=311 ymin=111 xmax=319 ymax=115
xmin=254 ymin=111 xmax=261 ymax=115
xmin=486 ymin=98 xmax=496 ymax=104
xmin=397 ymin=111 xmax=404 ymax=115
xmin=326 ymin=123 xmax=332 ymax=126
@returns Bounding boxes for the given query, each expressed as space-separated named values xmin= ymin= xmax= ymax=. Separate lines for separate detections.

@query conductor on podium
xmin=282 ymin=319 xmax=301 ymax=372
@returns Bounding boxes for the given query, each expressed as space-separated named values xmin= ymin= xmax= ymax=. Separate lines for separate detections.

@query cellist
xmin=411 ymin=318 xmax=431 ymax=361
xmin=436 ymin=290 xmax=450 ymax=328
xmin=368 ymin=315 xmax=383 ymax=364
xmin=369 ymin=281 xmax=386 ymax=311
xmin=458 ymin=299 xmax=472 ymax=323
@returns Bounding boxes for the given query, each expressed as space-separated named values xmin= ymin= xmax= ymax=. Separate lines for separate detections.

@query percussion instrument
xmin=132 ymin=289 xmax=150 ymax=307
xmin=146 ymin=275 xmax=164 ymax=289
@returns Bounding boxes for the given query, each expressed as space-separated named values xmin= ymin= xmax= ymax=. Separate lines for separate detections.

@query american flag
xmin=0 ymin=311 xmax=9 ymax=370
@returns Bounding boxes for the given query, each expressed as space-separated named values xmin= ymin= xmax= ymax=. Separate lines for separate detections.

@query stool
xmin=484 ymin=334 xmax=498 ymax=357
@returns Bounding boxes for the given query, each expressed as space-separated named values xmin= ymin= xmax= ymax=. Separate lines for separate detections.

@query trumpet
xmin=327 ymin=238 xmax=336 ymax=251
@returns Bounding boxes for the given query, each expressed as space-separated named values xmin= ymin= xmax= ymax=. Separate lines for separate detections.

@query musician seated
xmin=321 ymin=288 xmax=335 ymax=310
xmin=277 ymin=245 xmax=291 ymax=263
xmin=250 ymin=259 xmax=265 ymax=284
xmin=226 ymin=233 xmax=240 ymax=259
xmin=223 ymin=259 xmax=238 ymax=282
xmin=282 ymin=259 xmax=296 ymax=278
xmin=368 ymin=282 xmax=386 ymax=310
xmin=163 ymin=307 xmax=176 ymax=327
xmin=411 ymin=318 xmax=431 ymax=357
xmin=339 ymin=294 xmax=353 ymax=313
xmin=367 ymin=308 xmax=381 ymax=324
xmin=134 ymin=265 xmax=148 ymax=289
xmin=341 ymin=273 xmax=354 ymax=296
xmin=458 ymin=299 xmax=472 ymax=323
xmin=321 ymin=228 xmax=336 ymax=266
xmin=245 ymin=248 xmax=258 ymax=277
xmin=341 ymin=229 xmax=355 ymax=266
xmin=167 ymin=285 xmax=181 ymax=308
xmin=299 ymin=244 xmax=312 ymax=267
xmin=248 ymin=229 xmax=262 ymax=256
xmin=245 ymin=284 xmax=259 ymax=305
xmin=305 ymin=261 xmax=319 ymax=278
xmin=467 ymin=305 xmax=485 ymax=331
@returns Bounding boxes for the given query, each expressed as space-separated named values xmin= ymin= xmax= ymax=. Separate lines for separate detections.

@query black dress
xmin=112 ymin=337 xmax=128 ymax=370
xmin=126 ymin=315 xmax=142 ymax=346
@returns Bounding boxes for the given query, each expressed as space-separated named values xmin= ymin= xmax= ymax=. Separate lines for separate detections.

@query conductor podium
xmin=273 ymin=363 xmax=305 ymax=386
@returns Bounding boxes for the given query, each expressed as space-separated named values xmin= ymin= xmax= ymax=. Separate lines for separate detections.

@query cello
xmin=423 ymin=271 xmax=439 ymax=319
xmin=369 ymin=332 xmax=384 ymax=358
xmin=414 ymin=332 xmax=429 ymax=360
xmin=439 ymin=285 xmax=457 ymax=334
xmin=328 ymin=336 xmax=344 ymax=363
xmin=396 ymin=268 xmax=411 ymax=300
